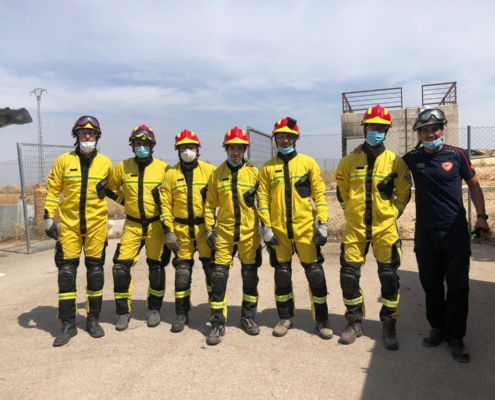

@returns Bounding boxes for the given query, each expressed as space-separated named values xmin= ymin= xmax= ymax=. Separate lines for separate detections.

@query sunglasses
xmin=77 ymin=130 xmax=98 ymax=138
xmin=365 ymin=124 xmax=388 ymax=133
xmin=74 ymin=116 xmax=100 ymax=130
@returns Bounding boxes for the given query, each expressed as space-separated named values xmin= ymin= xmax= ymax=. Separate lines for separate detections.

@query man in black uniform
xmin=403 ymin=108 xmax=489 ymax=363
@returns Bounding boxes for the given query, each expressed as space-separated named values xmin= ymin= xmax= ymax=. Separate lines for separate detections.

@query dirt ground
xmin=1 ymin=239 xmax=495 ymax=399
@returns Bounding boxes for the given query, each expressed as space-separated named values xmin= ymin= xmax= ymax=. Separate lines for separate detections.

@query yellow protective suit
xmin=106 ymin=156 xmax=170 ymax=315
xmin=205 ymin=161 xmax=261 ymax=324
xmin=160 ymin=160 xmax=216 ymax=316
xmin=44 ymin=148 xmax=114 ymax=320
xmin=335 ymin=142 xmax=411 ymax=321
xmin=258 ymin=150 xmax=329 ymax=321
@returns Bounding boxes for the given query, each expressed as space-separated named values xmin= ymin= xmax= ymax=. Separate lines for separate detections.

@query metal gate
xmin=246 ymin=126 xmax=273 ymax=168
xmin=17 ymin=143 xmax=74 ymax=253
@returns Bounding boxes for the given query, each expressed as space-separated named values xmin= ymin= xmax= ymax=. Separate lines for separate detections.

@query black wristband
xmin=477 ymin=214 xmax=489 ymax=220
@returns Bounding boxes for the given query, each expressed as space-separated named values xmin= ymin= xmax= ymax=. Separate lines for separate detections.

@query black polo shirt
xmin=402 ymin=145 xmax=475 ymax=229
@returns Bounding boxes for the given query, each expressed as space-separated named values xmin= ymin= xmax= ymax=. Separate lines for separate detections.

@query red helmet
xmin=223 ymin=127 xmax=250 ymax=147
xmin=361 ymin=104 xmax=392 ymax=126
xmin=71 ymin=115 xmax=101 ymax=138
xmin=273 ymin=117 xmax=300 ymax=138
xmin=129 ymin=124 xmax=156 ymax=145
xmin=175 ymin=129 xmax=201 ymax=149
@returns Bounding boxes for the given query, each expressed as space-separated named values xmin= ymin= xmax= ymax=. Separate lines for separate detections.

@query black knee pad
xmin=241 ymin=265 xmax=258 ymax=289
xmin=87 ymin=266 xmax=104 ymax=291
xmin=175 ymin=262 xmax=191 ymax=291
xmin=211 ymin=265 xmax=229 ymax=294
xmin=58 ymin=265 xmax=77 ymax=292
xmin=149 ymin=263 xmax=165 ymax=290
xmin=113 ymin=264 xmax=131 ymax=288
xmin=274 ymin=264 xmax=291 ymax=289
xmin=340 ymin=263 xmax=360 ymax=296
xmin=304 ymin=263 xmax=326 ymax=290
xmin=378 ymin=263 xmax=400 ymax=295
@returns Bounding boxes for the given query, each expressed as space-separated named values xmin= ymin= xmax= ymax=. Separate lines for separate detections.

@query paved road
xmin=0 ymin=239 xmax=494 ymax=399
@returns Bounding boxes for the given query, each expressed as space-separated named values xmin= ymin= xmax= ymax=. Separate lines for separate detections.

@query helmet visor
xmin=132 ymin=129 xmax=156 ymax=142
xmin=75 ymin=116 xmax=100 ymax=131
xmin=416 ymin=109 xmax=446 ymax=126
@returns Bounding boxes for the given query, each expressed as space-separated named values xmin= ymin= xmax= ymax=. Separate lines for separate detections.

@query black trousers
xmin=414 ymin=226 xmax=471 ymax=341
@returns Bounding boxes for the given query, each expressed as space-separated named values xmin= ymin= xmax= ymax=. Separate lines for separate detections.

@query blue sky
xmin=1 ymin=0 xmax=494 ymax=164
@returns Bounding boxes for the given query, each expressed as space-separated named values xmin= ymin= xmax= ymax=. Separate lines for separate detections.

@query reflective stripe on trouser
xmin=269 ymin=231 xmax=328 ymax=321
xmin=210 ymin=231 xmax=260 ymax=324
xmin=85 ymin=288 xmax=103 ymax=314
xmin=114 ymin=220 xmax=165 ymax=313
xmin=58 ymin=289 xmax=77 ymax=319
xmin=341 ymin=223 xmax=401 ymax=320
xmin=55 ymin=230 xmax=106 ymax=319
xmin=174 ymin=226 xmax=212 ymax=315
xmin=115 ymin=280 xmax=134 ymax=314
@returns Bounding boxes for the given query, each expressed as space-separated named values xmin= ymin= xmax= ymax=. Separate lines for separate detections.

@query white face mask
xmin=180 ymin=149 xmax=197 ymax=163
xmin=79 ymin=141 xmax=96 ymax=153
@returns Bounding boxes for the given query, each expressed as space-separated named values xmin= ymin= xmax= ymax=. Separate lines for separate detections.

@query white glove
xmin=165 ymin=232 xmax=179 ymax=252
xmin=263 ymin=227 xmax=280 ymax=246
xmin=44 ymin=218 xmax=59 ymax=240
xmin=313 ymin=222 xmax=328 ymax=246
xmin=206 ymin=229 xmax=216 ymax=250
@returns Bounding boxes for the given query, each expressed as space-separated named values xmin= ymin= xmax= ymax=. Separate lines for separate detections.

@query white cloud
xmin=1 ymin=0 xmax=495 ymax=163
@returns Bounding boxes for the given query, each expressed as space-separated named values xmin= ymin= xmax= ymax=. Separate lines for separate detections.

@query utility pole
xmin=30 ymin=88 xmax=47 ymax=182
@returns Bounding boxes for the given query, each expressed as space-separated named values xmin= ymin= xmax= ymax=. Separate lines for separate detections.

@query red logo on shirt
xmin=442 ymin=162 xmax=453 ymax=172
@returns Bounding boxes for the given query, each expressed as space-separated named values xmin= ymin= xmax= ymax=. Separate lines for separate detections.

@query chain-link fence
xmin=246 ymin=127 xmax=273 ymax=169
xmin=0 ymin=160 xmax=25 ymax=243
xmin=248 ymin=126 xmax=495 ymax=242
xmin=10 ymin=143 xmax=74 ymax=253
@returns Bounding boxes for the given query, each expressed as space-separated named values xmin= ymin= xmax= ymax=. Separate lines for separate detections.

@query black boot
xmin=86 ymin=314 xmax=105 ymax=338
xmin=382 ymin=317 xmax=399 ymax=350
xmin=449 ymin=340 xmax=470 ymax=363
xmin=53 ymin=319 xmax=77 ymax=347
xmin=422 ymin=328 xmax=444 ymax=347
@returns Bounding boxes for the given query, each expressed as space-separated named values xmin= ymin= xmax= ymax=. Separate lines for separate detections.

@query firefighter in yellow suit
xmin=160 ymin=130 xmax=216 ymax=333
xmin=44 ymin=116 xmax=114 ymax=347
xmin=203 ymin=127 xmax=262 ymax=345
xmin=258 ymin=117 xmax=333 ymax=339
xmin=335 ymin=104 xmax=411 ymax=350
xmin=105 ymin=125 xmax=170 ymax=331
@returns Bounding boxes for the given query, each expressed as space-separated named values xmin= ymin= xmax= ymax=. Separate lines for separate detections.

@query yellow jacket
xmin=160 ymin=160 xmax=216 ymax=237
xmin=336 ymin=143 xmax=411 ymax=241
xmin=106 ymin=157 xmax=170 ymax=223
xmin=258 ymin=151 xmax=328 ymax=243
xmin=44 ymin=149 xmax=114 ymax=234
xmin=205 ymin=161 xmax=259 ymax=242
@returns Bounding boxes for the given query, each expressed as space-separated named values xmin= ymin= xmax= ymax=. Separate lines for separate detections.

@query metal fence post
xmin=17 ymin=143 xmax=31 ymax=254
xmin=467 ymin=126 xmax=472 ymax=233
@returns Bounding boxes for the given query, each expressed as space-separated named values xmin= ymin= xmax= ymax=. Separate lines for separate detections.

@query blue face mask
xmin=422 ymin=138 xmax=443 ymax=151
xmin=135 ymin=146 xmax=151 ymax=159
xmin=277 ymin=146 xmax=295 ymax=155
xmin=365 ymin=132 xmax=385 ymax=147
xmin=227 ymin=157 xmax=242 ymax=167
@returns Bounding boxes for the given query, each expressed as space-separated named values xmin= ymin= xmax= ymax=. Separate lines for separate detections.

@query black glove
xmin=263 ymin=227 xmax=280 ymax=246
xmin=45 ymin=218 xmax=59 ymax=240
xmin=313 ymin=223 xmax=328 ymax=247
xmin=206 ymin=230 xmax=216 ymax=250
